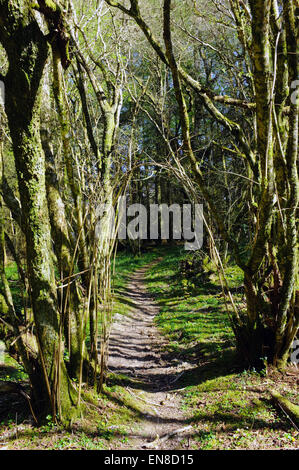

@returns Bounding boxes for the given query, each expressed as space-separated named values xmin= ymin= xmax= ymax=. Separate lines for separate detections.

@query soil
xmin=107 ymin=260 xmax=195 ymax=450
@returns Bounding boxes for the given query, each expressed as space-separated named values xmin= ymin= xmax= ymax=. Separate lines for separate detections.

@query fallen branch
xmin=143 ymin=425 xmax=193 ymax=448
xmin=270 ymin=389 xmax=299 ymax=430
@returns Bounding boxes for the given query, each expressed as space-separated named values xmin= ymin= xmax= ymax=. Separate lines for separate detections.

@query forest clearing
xmin=0 ymin=0 xmax=298 ymax=454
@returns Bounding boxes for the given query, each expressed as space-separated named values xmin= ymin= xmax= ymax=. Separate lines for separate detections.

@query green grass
xmin=144 ymin=246 xmax=299 ymax=450
xmin=112 ymin=247 xmax=162 ymax=289
xmin=145 ymin=246 xmax=239 ymax=359
xmin=1 ymin=262 xmax=24 ymax=314
xmin=0 ymin=262 xmax=28 ymax=379
xmin=182 ymin=370 xmax=298 ymax=450
xmin=1 ymin=247 xmax=298 ymax=450
xmin=0 ymin=248 xmax=163 ymax=449
xmin=0 ymin=382 xmax=143 ymax=450
xmin=111 ymin=246 xmax=164 ymax=318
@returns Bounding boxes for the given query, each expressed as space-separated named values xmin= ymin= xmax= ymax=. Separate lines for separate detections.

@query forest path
xmin=107 ymin=259 xmax=195 ymax=450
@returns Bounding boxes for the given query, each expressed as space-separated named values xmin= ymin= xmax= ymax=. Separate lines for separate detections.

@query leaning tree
xmin=105 ymin=0 xmax=298 ymax=369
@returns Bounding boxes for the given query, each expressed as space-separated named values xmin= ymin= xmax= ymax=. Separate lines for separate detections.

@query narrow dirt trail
xmin=107 ymin=260 xmax=194 ymax=450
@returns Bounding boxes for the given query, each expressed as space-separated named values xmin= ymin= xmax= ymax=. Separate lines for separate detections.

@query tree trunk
xmin=0 ymin=0 xmax=78 ymax=422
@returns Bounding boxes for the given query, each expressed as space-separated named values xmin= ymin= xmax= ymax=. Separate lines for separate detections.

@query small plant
xmin=195 ymin=430 xmax=217 ymax=449
xmin=259 ymin=357 xmax=268 ymax=377
xmin=40 ymin=415 xmax=56 ymax=433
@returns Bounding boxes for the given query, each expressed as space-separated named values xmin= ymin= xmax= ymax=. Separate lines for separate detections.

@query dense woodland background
xmin=0 ymin=0 xmax=298 ymax=450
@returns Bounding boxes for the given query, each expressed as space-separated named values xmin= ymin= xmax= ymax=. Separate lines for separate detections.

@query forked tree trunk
xmin=0 ymin=0 xmax=78 ymax=422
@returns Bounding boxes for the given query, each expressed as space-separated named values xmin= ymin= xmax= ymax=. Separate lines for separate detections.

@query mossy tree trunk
xmin=71 ymin=34 xmax=123 ymax=385
xmin=160 ymin=0 xmax=298 ymax=369
xmin=42 ymin=131 xmax=85 ymax=381
xmin=0 ymin=0 xmax=78 ymax=422
xmin=272 ymin=0 xmax=299 ymax=368
xmin=50 ymin=51 xmax=87 ymax=381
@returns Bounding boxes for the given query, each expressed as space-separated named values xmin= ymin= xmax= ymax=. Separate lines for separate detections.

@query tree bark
xmin=0 ymin=0 xmax=78 ymax=422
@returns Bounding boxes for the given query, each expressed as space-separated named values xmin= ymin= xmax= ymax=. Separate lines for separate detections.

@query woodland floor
xmin=0 ymin=248 xmax=298 ymax=450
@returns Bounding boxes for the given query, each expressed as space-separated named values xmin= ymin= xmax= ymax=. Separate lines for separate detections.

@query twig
xmin=143 ymin=425 xmax=193 ymax=448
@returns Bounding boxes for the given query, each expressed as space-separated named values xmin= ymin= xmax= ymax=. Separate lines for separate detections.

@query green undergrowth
xmin=182 ymin=370 xmax=298 ymax=450
xmin=0 ymin=382 xmax=146 ymax=450
xmin=111 ymin=246 xmax=164 ymax=318
xmin=0 ymin=248 xmax=163 ymax=449
xmin=1 ymin=248 xmax=298 ymax=450
xmin=145 ymin=246 xmax=240 ymax=360
xmin=144 ymin=247 xmax=299 ymax=449
xmin=2 ymin=262 xmax=23 ymax=314
xmin=0 ymin=262 xmax=29 ymax=383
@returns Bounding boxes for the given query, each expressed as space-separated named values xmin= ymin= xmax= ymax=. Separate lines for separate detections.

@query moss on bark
xmin=0 ymin=0 xmax=79 ymax=423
